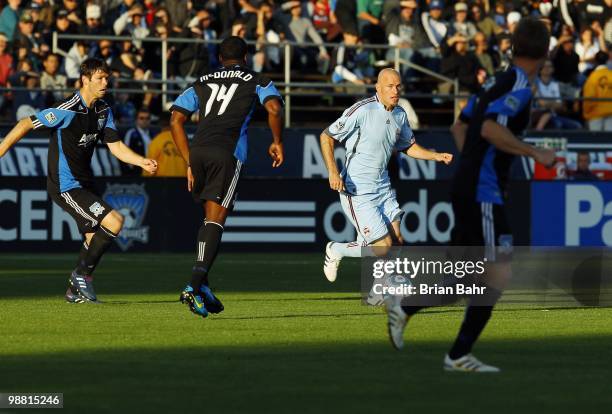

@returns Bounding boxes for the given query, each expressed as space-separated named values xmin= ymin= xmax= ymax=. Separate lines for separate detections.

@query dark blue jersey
xmin=30 ymin=91 xmax=120 ymax=193
xmin=170 ymin=64 xmax=282 ymax=164
xmin=451 ymin=66 xmax=532 ymax=205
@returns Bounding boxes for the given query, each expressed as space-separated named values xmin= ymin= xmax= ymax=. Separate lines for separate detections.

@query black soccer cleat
xmin=67 ymin=271 xmax=98 ymax=303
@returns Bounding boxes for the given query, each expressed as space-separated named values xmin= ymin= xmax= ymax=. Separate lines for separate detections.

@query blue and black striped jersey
xmin=170 ymin=64 xmax=282 ymax=164
xmin=452 ymin=66 xmax=532 ymax=205
xmin=29 ymin=91 xmax=120 ymax=193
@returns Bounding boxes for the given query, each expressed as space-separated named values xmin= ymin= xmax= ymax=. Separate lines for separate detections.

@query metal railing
xmin=2 ymin=31 xmax=595 ymax=128
xmin=51 ymin=33 xmax=462 ymax=126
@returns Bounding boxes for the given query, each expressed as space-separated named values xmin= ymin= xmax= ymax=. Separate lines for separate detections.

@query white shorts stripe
xmin=197 ymin=242 xmax=205 ymax=262
xmin=61 ymin=193 xmax=99 ymax=227
xmin=221 ymin=160 xmax=242 ymax=208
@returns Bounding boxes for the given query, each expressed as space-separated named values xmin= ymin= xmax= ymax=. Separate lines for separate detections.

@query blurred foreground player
xmin=385 ymin=18 xmax=556 ymax=372
xmin=321 ymin=68 xmax=453 ymax=284
xmin=170 ymin=36 xmax=284 ymax=318
xmin=0 ymin=58 xmax=158 ymax=303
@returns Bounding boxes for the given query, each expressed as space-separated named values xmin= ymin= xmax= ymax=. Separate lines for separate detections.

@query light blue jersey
xmin=324 ymin=94 xmax=415 ymax=195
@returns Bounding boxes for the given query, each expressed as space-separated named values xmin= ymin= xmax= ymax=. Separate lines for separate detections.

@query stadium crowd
xmin=0 ymin=0 xmax=610 ymax=134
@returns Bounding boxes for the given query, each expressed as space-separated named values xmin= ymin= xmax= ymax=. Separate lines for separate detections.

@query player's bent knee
xmin=370 ymin=235 xmax=393 ymax=256
xmin=101 ymin=210 xmax=124 ymax=234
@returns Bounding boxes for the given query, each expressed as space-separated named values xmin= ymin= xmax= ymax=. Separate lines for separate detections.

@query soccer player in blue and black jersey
xmin=385 ymin=18 xmax=556 ymax=372
xmin=0 ymin=58 xmax=158 ymax=303
xmin=170 ymin=37 xmax=284 ymax=318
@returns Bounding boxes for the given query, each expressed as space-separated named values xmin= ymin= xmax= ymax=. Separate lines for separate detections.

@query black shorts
xmin=189 ymin=146 xmax=242 ymax=208
xmin=451 ymin=199 xmax=513 ymax=261
xmin=49 ymin=187 xmax=113 ymax=234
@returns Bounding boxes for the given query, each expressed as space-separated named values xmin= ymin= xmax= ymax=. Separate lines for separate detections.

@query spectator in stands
xmin=575 ymin=27 xmax=602 ymax=74
xmin=60 ymin=0 xmax=83 ymax=27
xmin=174 ymin=20 xmax=210 ymax=83
xmin=582 ymin=50 xmax=612 ymax=131
xmin=384 ymin=0 xmax=428 ymax=76
xmin=331 ymin=30 xmax=373 ymax=84
xmin=0 ymin=33 xmax=13 ymax=111
xmin=153 ymin=6 xmax=180 ymax=35
xmin=473 ymin=31 xmax=495 ymax=76
xmin=109 ymin=35 xmax=143 ymax=79
xmin=492 ymin=1 xmax=506 ymax=27
xmin=114 ymin=4 xmax=150 ymax=47
xmin=33 ymin=0 xmax=54 ymax=30
xmin=165 ymin=0 xmax=192 ymax=32
xmin=440 ymin=34 xmax=485 ymax=94
xmin=256 ymin=3 xmax=284 ymax=71
xmin=421 ymin=0 xmax=448 ymax=60
xmin=187 ymin=9 xmax=219 ymax=71
xmin=0 ymin=0 xmax=22 ymax=42
xmin=331 ymin=0 xmax=358 ymax=37
xmin=64 ymin=39 xmax=89 ymax=80
xmin=506 ymin=11 xmax=521 ymax=34
xmin=12 ymin=70 xmax=44 ymax=120
xmin=470 ymin=3 xmax=502 ymax=40
xmin=533 ymin=59 xmax=582 ymax=130
xmin=144 ymin=112 xmax=187 ymax=177
xmin=123 ymin=107 xmax=153 ymax=176
xmin=309 ymin=0 xmax=341 ymax=41
xmin=82 ymin=4 xmax=108 ymax=36
xmin=570 ymin=152 xmax=599 ymax=181
xmin=281 ymin=1 xmax=330 ymax=73
xmin=96 ymin=39 xmax=117 ymax=68
xmin=552 ymin=34 xmax=580 ymax=97
xmin=13 ymin=11 xmax=47 ymax=67
xmin=53 ymin=9 xmax=79 ymax=52
xmin=356 ymin=0 xmax=386 ymax=57
xmin=40 ymin=52 xmax=68 ymax=105
xmin=449 ymin=2 xmax=477 ymax=41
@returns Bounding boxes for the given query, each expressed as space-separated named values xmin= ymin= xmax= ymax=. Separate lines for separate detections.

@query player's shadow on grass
xmin=1 ymin=336 xmax=611 ymax=413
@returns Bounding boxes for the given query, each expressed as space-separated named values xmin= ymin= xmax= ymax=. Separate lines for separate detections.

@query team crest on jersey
xmin=89 ymin=202 xmax=105 ymax=217
xmin=102 ymin=184 xmax=150 ymax=251
xmin=504 ymin=95 xmax=520 ymax=112
xmin=45 ymin=112 xmax=57 ymax=124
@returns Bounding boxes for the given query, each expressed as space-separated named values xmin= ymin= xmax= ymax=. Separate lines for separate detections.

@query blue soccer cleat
xmin=180 ymin=285 xmax=224 ymax=314
xmin=66 ymin=272 xmax=98 ymax=303
xmin=179 ymin=288 xmax=209 ymax=318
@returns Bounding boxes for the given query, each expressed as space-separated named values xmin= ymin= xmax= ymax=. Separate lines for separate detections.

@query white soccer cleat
xmin=384 ymin=295 xmax=408 ymax=350
xmin=443 ymin=354 xmax=501 ymax=373
xmin=323 ymin=242 xmax=342 ymax=282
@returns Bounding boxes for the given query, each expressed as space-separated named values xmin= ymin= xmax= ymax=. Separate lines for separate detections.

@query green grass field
xmin=1 ymin=253 xmax=610 ymax=413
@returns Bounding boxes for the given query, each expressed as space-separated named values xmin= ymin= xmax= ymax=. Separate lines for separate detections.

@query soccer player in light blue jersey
xmin=320 ymin=68 xmax=453 ymax=282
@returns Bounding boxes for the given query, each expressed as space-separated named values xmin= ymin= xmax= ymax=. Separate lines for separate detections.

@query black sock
xmin=76 ymin=226 xmax=117 ymax=276
xmin=191 ymin=220 xmax=224 ymax=293
xmin=448 ymin=287 xmax=502 ymax=359
xmin=75 ymin=240 xmax=89 ymax=270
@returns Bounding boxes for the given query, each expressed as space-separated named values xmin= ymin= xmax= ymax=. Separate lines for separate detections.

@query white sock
xmin=330 ymin=241 xmax=366 ymax=258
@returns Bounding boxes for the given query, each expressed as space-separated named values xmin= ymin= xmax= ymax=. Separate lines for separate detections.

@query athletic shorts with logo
xmin=49 ymin=187 xmax=112 ymax=233
xmin=339 ymin=189 xmax=404 ymax=245
xmin=189 ymin=146 xmax=242 ymax=208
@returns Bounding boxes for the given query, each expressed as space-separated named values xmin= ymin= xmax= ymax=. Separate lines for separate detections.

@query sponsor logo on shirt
xmin=78 ymin=133 xmax=98 ymax=147
xmin=504 ymin=95 xmax=520 ymax=112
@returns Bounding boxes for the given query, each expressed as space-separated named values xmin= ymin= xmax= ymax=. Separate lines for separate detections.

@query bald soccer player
xmin=321 ymin=69 xmax=453 ymax=284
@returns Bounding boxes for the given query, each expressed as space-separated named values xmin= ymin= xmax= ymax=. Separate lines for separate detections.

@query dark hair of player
xmin=80 ymin=58 xmax=110 ymax=81
xmin=512 ymin=18 xmax=550 ymax=60
xmin=219 ymin=36 xmax=247 ymax=61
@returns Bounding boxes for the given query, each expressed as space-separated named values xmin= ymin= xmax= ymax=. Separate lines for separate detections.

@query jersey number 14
xmin=205 ymin=83 xmax=239 ymax=117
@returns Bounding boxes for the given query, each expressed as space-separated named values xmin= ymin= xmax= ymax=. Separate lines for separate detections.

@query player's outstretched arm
xmin=481 ymin=119 xmax=555 ymax=166
xmin=106 ymin=141 xmax=158 ymax=174
xmin=320 ymin=131 xmax=345 ymax=192
xmin=405 ymin=143 xmax=453 ymax=164
xmin=264 ymin=98 xmax=284 ymax=167
xmin=0 ymin=117 xmax=35 ymax=158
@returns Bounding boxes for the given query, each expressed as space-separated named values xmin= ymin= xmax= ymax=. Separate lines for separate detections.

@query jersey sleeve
xmin=395 ymin=113 xmax=416 ymax=151
xmin=102 ymin=109 xmax=120 ymax=144
xmin=483 ymin=79 xmax=532 ymax=124
xmin=29 ymin=108 xmax=71 ymax=130
xmin=323 ymin=105 xmax=363 ymax=143
xmin=256 ymin=77 xmax=283 ymax=106
xmin=459 ymin=95 xmax=477 ymax=122
xmin=170 ymin=86 xmax=199 ymax=116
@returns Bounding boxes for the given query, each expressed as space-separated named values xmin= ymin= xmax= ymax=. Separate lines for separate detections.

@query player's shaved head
xmin=377 ymin=68 xmax=401 ymax=84
xmin=375 ymin=69 xmax=402 ymax=111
